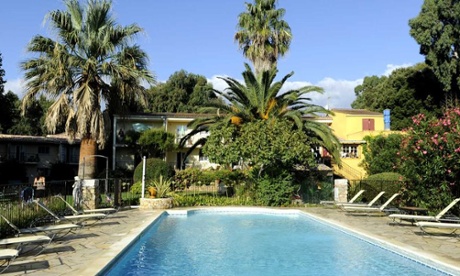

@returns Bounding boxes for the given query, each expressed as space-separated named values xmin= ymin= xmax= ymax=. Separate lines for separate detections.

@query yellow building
xmin=329 ymin=108 xmax=391 ymax=180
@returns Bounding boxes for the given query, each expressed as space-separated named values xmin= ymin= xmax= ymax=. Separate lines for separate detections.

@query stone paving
xmin=2 ymin=206 xmax=460 ymax=275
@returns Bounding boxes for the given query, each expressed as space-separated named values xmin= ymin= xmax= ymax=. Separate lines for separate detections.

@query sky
xmin=1 ymin=0 xmax=425 ymax=109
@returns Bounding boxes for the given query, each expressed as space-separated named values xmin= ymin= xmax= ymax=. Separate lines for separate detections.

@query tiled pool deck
xmin=3 ymin=206 xmax=460 ymax=275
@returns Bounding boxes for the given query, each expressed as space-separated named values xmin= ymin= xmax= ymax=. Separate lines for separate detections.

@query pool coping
xmin=80 ymin=210 xmax=164 ymax=275
xmin=81 ymin=207 xmax=460 ymax=275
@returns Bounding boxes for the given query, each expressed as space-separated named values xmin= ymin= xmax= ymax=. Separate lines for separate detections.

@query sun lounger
xmin=342 ymin=193 xmax=399 ymax=213
xmin=0 ymin=235 xmax=51 ymax=256
xmin=0 ymin=249 xmax=19 ymax=273
xmin=389 ymin=198 xmax=460 ymax=224
xmin=54 ymin=195 xmax=117 ymax=215
xmin=34 ymin=200 xmax=107 ymax=225
xmin=320 ymin=189 xmax=365 ymax=205
xmin=339 ymin=191 xmax=386 ymax=207
xmin=0 ymin=214 xmax=81 ymax=240
xmin=415 ymin=221 xmax=460 ymax=236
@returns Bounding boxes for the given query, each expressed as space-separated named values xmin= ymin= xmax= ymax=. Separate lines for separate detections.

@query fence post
xmin=114 ymin=178 xmax=121 ymax=206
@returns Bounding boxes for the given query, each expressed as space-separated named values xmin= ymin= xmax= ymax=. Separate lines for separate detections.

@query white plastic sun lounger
xmin=342 ymin=193 xmax=399 ymax=213
xmin=389 ymin=198 xmax=460 ymax=224
xmin=320 ymin=189 xmax=365 ymax=205
xmin=339 ymin=191 xmax=386 ymax=207
xmin=415 ymin=221 xmax=460 ymax=236
xmin=0 ymin=249 xmax=19 ymax=273
xmin=34 ymin=200 xmax=107 ymax=224
xmin=54 ymin=195 xmax=117 ymax=215
xmin=0 ymin=214 xmax=81 ymax=240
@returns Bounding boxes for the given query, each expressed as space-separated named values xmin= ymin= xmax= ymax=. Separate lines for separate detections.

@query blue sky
xmin=1 ymin=0 xmax=425 ymax=108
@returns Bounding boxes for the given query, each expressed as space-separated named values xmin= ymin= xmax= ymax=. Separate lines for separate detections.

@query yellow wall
xmin=330 ymin=111 xmax=385 ymax=140
xmin=329 ymin=109 xmax=388 ymax=179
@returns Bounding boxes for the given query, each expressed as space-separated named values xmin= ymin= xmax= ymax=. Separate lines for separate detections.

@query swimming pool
xmin=100 ymin=208 xmax=456 ymax=275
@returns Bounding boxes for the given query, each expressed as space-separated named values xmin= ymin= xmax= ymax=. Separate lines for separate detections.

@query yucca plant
xmin=149 ymin=175 xmax=172 ymax=198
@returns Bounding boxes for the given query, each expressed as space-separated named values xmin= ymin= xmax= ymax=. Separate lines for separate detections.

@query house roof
xmin=114 ymin=112 xmax=210 ymax=119
xmin=331 ymin=108 xmax=382 ymax=116
xmin=0 ymin=133 xmax=80 ymax=144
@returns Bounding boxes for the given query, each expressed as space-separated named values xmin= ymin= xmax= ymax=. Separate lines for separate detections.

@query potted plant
xmin=140 ymin=175 xmax=174 ymax=209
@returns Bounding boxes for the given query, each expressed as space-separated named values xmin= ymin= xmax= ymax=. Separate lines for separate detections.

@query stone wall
xmin=139 ymin=198 xmax=173 ymax=209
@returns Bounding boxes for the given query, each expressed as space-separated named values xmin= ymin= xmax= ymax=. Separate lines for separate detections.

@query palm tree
xmin=181 ymin=64 xmax=341 ymax=164
xmin=235 ymin=0 xmax=292 ymax=75
xmin=21 ymin=0 xmax=155 ymax=178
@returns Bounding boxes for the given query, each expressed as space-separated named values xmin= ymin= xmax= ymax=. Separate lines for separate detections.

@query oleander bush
xmin=397 ymin=109 xmax=460 ymax=212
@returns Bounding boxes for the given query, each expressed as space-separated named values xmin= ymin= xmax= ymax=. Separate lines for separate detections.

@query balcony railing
xmin=6 ymin=152 xmax=40 ymax=163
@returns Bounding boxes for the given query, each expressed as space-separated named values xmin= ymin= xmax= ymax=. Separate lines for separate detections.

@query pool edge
xmin=302 ymin=210 xmax=460 ymax=276
xmin=79 ymin=210 xmax=165 ymax=276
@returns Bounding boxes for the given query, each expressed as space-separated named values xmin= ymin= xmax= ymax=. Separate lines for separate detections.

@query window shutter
xmin=362 ymin=119 xmax=375 ymax=131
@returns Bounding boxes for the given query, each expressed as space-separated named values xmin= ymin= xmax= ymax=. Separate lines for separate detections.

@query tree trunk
xmin=78 ymin=138 xmax=98 ymax=179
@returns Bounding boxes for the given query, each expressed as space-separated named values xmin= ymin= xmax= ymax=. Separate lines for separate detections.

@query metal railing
xmin=333 ymin=161 xmax=363 ymax=180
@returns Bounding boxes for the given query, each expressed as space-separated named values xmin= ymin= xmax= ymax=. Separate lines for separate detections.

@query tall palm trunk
xmin=78 ymin=138 xmax=97 ymax=179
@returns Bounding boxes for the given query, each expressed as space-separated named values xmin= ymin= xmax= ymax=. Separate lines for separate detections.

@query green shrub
xmin=133 ymin=158 xmax=175 ymax=184
xmin=197 ymin=170 xmax=215 ymax=185
xmin=174 ymin=168 xmax=203 ymax=189
xmin=173 ymin=168 xmax=247 ymax=188
xmin=356 ymin=172 xmax=404 ymax=203
xmin=255 ymin=172 xmax=295 ymax=206
xmin=171 ymin=193 xmax=256 ymax=207
xmin=131 ymin=158 xmax=175 ymax=194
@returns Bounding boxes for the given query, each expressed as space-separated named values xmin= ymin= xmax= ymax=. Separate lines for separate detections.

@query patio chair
xmin=415 ymin=221 xmax=460 ymax=235
xmin=0 ymin=214 xmax=81 ymax=240
xmin=339 ymin=191 xmax=386 ymax=207
xmin=320 ymin=189 xmax=365 ymax=205
xmin=0 ymin=249 xmax=19 ymax=274
xmin=341 ymin=193 xmax=399 ymax=213
xmin=54 ymin=195 xmax=117 ymax=215
xmin=389 ymin=198 xmax=460 ymax=224
xmin=33 ymin=200 xmax=107 ymax=225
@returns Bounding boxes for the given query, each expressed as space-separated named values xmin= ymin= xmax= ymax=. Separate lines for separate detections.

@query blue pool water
xmin=102 ymin=209 xmax=452 ymax=276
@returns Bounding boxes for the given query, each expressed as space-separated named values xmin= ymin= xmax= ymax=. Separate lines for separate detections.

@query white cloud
xmin=208 ymin=75 xmax=232 ymax=93
xmin=208 ymin=75 xmax=362 ymax=109
xmin=383 ymin=63 xmax=412 ymax=76
xmin=316 ymin=78 xmax=363 ymax=109
xmin=4 ymin=77 xmax=26 ymax=98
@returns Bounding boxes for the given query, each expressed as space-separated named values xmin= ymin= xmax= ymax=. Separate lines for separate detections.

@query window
xmin=362 ymin=119 xmax=375 ymax=131
xmin=176 ymin=125 xmax=187 ymax=138
xmin=38 ymin=146 xmax=50 ymax=154
xmin=340 ymin=145 xmax=358 ymax=158
xmin=68 ymin=147 xmax=79 ymax=163
xmin=176 ymin=125 xmax=188 ymax=143
xmin=199 ymin=149 xmax=208 ymax=161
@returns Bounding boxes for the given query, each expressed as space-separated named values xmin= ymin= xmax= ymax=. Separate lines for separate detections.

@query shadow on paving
xmin=3 ymin=260 xmax=49 ymax=274
xmin=413 ymin=229 xmax=460 ymax=238
xmin=85 ymin=221 xmax=121 ymax=227
xmin=56 ymin=232 xmax=99 ymax=241
xmin=19 ymin=245 xmax=75 ymax=257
